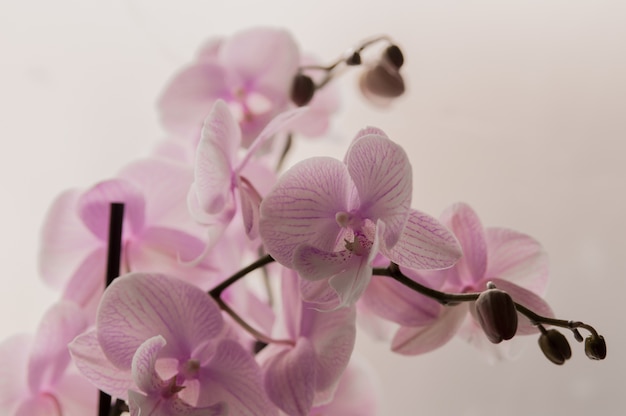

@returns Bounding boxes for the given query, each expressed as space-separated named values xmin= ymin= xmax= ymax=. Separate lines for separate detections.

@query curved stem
xmin=209 ymin=254 xmax=274 ymax=298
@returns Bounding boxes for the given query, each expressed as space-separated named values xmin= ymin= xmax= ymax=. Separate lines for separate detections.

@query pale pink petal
xmin=263 ymin=339 xmax=316 ymax=416
xmin=327 ymin=255 xmax=374 ymax=309
xmin=259 ymin=157 xmax=351 ymax=267
xmin=486 ymin=278 xmax=554 ymax=335
xmin=360 ymin=274 xmax=441 ymax=327
xmin=392 ymin=303 xmax=469 ymax=355
xmin=193 ymin=100 xmax=240 ymax=215
xmin=299 ymin=279 xmax=341 ymax=311
xmin=28 ymin=301 xmax=88 ymax=393
xmin=219 ymin=27 xmax=299 ymax=94
xmin=0 ymin=334 xmax=31 ymax=413
xmin=383 ymin=209 xmax=463 ymax=270
xmin=238 ymin=177 xmax=262 ymax=239
xmin=198 ymin=339 xmax=278 ymax=416
xmin=118 ymin=158 xmax=199 ymax=234
xmin=131 ymin=336 xmax=167 ymax=394
xmin=485 ymin=227 xmax=550 ymax=295
xmin=97 ymin=273 xmax=224 ymax=369
xmin=38 ymin=189 xmax=101 ymax=290
xmin=61 ymin=247 xmax=106 ymax=320
xmin=303 ymin=304 xmax=356 ymax=391
xmin=54 ymin=370 xmax=98 ymax=416
xmin=128 ymin=390 xmax=227 ymax=416
xmin=439 ymin=202 xmax=488 ymax=287
xmin=344 ymin=133 xmax=412 ymax=248
xmin=158 ymin=61 xmax=228 ymax=137
xmin=293 ymin=245 xmax=355 ymax=282
xmin=68 ymin=330 xmax=134 ymax=400
xmin=77 ymin=178 xmax=145 ymax=240
xmin=15 ymin=395 xmax=62 ymax=416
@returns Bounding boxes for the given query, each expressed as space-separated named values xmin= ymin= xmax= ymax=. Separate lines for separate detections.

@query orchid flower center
xmin=229 ymin=88 xmax=272 ymax=123
xmin=179 ymin=358 xmax=201 ymax=380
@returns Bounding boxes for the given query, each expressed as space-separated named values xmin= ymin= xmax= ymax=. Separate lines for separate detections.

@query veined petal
xmin=157 ymin=61 xmax=228 ymax=137
xmin=392 ymin=303 xmax=469 ymax=355
xmin=28 ymin=301 xmax=88 ymax=393
xmin=485 ymin=228 xmax=549 ymax=295
xmin=77 ymin=178 xmax=145 ymax=240
xmin=131 ymin=336 xmax=167 ymax=394
xmin=259 ymin=157 xmax=351 ymax=267
xmin=293 ymin=245 xmax=355 ymax=282
xmin=97 ymin=273 xmax=224 ymax=369
xmin=263 ymin=339 xmax=316 ymax=416
xmin=238 ymin=176 xmax=262 ymax=239
xmin=382 ymin=209 xmax=462 ymax=270
xmin=198 ymin=339 xmax=277 ymax=416
xmin=344 ymin=133 xmax=412 ymax=248
xmin=128 ymin=390 xmax=227 ymax=416
xmin=68 ymin=330 xmax=134 ymax=400
xmin=439 ymin=203 xmax=488 ymax=287
xmin=193 ymin=101 xmax=239 ymax=215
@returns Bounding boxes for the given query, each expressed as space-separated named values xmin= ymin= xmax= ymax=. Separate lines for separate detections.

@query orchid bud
xmin=384 ymin=44 xmax=404 ymax=69
xmin=290 ymin=73 xmax=316 ymax=106
xmin=538 ymin=329 xmax=572 ymax=365
xmin=345 ymin=51 xmax=362 ymax=66
xmin=359 ymin=61 xmax=405 ymax=103
xmin=474 ymin=288 xmax=518 ymax=344
xmin=584 ymin=334 xmax=606 ymax=360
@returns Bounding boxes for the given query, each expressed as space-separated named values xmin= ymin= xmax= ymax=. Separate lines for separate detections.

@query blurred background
xmin=1 ymin=1 xmax=624 ymax=414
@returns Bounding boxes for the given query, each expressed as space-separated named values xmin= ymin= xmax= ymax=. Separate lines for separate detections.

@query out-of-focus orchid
xmin=259 ymin=127 xmax=461 ymax=308
xmin=0 ymin=301 xmax=94 ymax=416
xmin=69 ymin=272 xmax=277 ymax=415
xmin=392 ymin=202 xmax=554 ymax=358
xmin=258 ymin=268 xmax=356 ymax=415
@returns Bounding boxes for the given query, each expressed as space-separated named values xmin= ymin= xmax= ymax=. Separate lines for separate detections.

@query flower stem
xmin=209 ymin=254 xmax=275 ymax=298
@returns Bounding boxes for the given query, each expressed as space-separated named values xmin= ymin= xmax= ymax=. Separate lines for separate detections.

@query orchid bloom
xmin=0 ymin=301 xmax=94 ymax=416
xmin=258 ymin=268 xmax=356 ymax=415
xmin=187 ymin=100 xmax=305 ymax=241
xmin=259 ymin=127 xmax=461 ymax=308
xmin=392 ymin=202 xmax=554 ymax=359
xmin=38 ymin=158 xmax=224 ymax=320
xmin=158 ymin=27 xmax=301 ymax=147
xmin=69 ymin=273 xmax=277 ymax=416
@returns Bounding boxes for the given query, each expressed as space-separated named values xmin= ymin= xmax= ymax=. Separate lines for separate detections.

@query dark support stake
xmin=99 ymin=202 xmax=125 ymax=416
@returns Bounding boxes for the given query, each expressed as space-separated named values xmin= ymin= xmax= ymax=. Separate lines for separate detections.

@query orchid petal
xmin=61 ymin=247 xmax=106 ymax=320
xmin=128 ymin=390 xmax=227 ymax=416
xmin=485 ymin=227 xmax=549 ymax=295
xmin=68 ymin=330 xmax=134 ymax=400
xmin=15 ymin=395 xmax=61 ymax=416
xmin=263 ymin=339 xmax=316 ymax=416
xmin=260 ymin=157 xmax=351 ymax=267
xmin=131 ymin=336 xmax=167 ymax=394
xmin=198 ymin=339 xmax=277 ymax=416
xmin=193 ymin=100 xmax=239 ymax=215
xmin=0 ymin=334 xmax=31 ymax=413
xmin=392 ymin=303 xmax=469 ymax=355
xmin=238 ymin=177 xmax=262 ymax=239
xmin=293 ymin=245 xmax=355 ymax=282
xmin=299 ymin=279 xmax=342 ymax=311
xmin=97 ymin=273 xmax=224 ymax=369
xmin=157 ymin=62 xmax=228 ymax=137
xmin=383 ymin=209 xmax=463 ymax=270
xmin=38 ymin=189 xmax=101 ymax=290
xmin=77 ymin=178 xmax=145 ymax=240
xmin=345 ymin=133 xmax=412 ymax=248
xmin=28 ymin=301 xmax=88 ymax=393
xmin=439 ymin=203 xmax=488 ymax=287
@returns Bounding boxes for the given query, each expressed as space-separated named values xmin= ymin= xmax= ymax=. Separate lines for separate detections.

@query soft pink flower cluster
xmin=0 ymin=27 xmax=553 ymax=416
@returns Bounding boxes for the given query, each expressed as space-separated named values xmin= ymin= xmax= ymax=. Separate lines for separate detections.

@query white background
xmin=1 ymin=1 xmax=624 ymax=415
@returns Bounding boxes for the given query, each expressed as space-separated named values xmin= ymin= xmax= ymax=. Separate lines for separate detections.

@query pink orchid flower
xmin=158 ymin=27 xmax=301 ymax=147
xmin=69 ymin=272 xmax=277 ymax=416
xmin=392 ymin=202 xmax=554 ymax=358
xmin=259 ymin=127 xmax=461 ymax=308
xmin=187 ymin=100 xmax=305 ymax=242
xmin=38 ymin=158 xmax=225 ymax=320
xmin=258 ymin=268 xmax=356 ymax=416
xmin=0 ymin=301 xmax=94 ymax=416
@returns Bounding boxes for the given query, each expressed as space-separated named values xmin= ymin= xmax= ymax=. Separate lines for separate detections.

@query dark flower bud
xmin=474 ymin=288 xmax=518 ymax=343
xmin=345 ymin=51 xmax=362 ymax=66
xmin=359 ymin=62 xmax=405 ymax=106
xmin=584 ymin=334 xmax=606 ymax=360
xmin=538 ymin=329 xmax=572 ymax=365
xmin=384 ymin=44 xmax=404 ymax=69
xmin=290 ymin=73 xmax=316 ymax=106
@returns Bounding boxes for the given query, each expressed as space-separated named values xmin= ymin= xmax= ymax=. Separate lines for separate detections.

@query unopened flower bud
xmin=584 ymin=334 xmax=606 ymax=360
xmin=538 ymin=329 xmax=572 ymax=365
xmin=359 ymin=62 xmax=405 ymax=105
xmin=474 ymin=288 xmax=518 ymax=343
xmin=290 ymin=73 xmax=316 ymax=106
xmin=345 ymin=51 xmax=362 ymax=66
xmin=384 ymin=44 xmax=404 ymax=69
